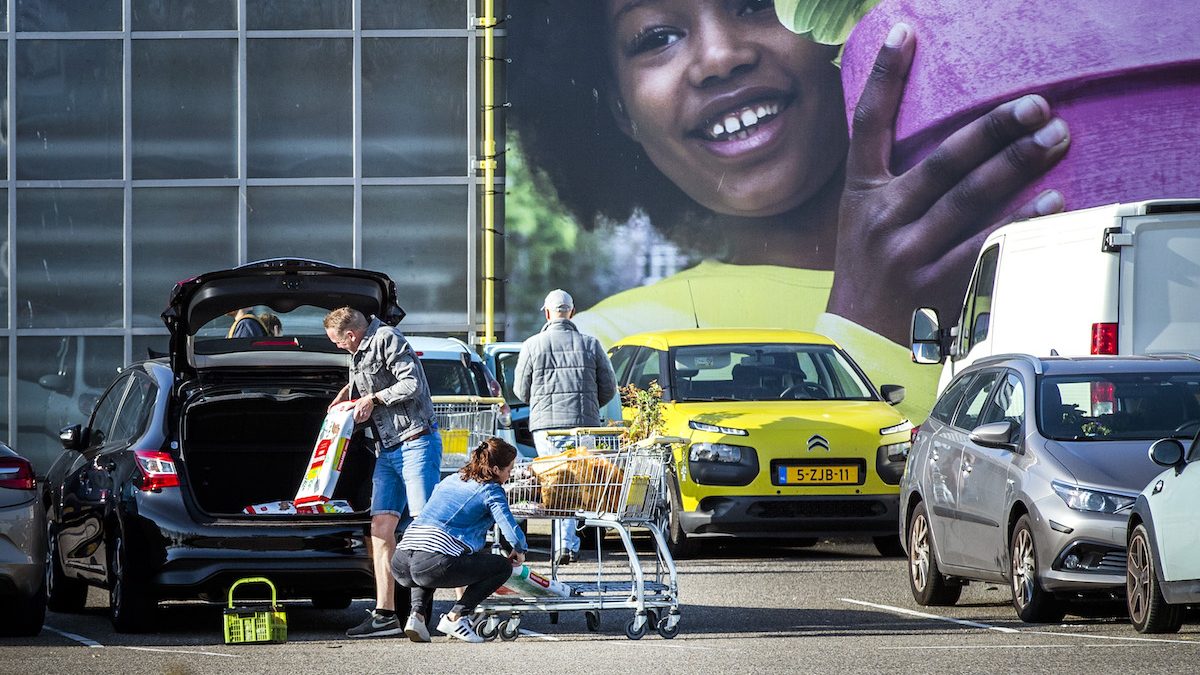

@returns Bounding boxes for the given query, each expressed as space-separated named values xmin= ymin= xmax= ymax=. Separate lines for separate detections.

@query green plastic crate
xmin=223 ymin=577 xmax=287 ymax=645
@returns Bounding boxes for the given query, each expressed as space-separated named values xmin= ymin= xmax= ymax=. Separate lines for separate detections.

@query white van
xmin=911 ymin=199 xmax=1200 ymax=393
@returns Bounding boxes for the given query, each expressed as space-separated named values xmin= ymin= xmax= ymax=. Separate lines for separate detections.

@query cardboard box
xmin=295 ymin=402 xmax=356 ymax=507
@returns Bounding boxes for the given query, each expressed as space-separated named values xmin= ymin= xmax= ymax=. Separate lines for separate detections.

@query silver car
xmin=0 ymin=443 xmax=46 ymax=636
xmin=900 ymin=354 xmax=1200 ymax=622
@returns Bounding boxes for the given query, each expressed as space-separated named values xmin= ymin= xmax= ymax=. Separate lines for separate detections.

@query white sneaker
xmin=404 ymin=614 xmax=431 ymax=643
xmin=437 ymin=614 xmax=484 ymax=643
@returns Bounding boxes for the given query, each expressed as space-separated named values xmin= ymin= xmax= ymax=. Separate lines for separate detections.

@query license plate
xmin=777 ymin=465 xmax=859 ymax=485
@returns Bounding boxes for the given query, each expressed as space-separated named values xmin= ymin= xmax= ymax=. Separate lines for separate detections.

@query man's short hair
xmin=541 ymin=289 xmax=574 ymax=313
xmin=324 ymin=306 xmax=367 ymax=333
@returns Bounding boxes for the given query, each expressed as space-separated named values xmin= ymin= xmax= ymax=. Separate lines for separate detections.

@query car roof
xmin=408 ymin=336 xmax=483 ymax=363
xmin=970 ymin=353 xmax=1200 ymax=376
xmin=613 ymin=328 xmax=838 ymax=350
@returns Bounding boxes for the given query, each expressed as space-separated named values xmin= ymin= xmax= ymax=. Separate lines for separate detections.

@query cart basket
xmin=223 ymin=576 xmax=288 ymax=645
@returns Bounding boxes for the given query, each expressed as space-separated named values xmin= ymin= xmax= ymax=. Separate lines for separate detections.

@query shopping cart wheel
xmin=585 ymin=610 xmax=601 ymax=632
xmin=657 ymin=616 xmax=679 ymax=639
xmin=624 ymin=616 xmax=648 ymax=640
xmin=499 ymin=619 xmax=520 ymax=641
xmin=477 ymin=615 xmax=499 ymax=641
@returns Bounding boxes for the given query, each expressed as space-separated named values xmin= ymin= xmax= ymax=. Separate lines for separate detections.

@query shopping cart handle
xmin=638 ymin=435 xmax=687 ymax=447
xmin=545 ymin=427 xmax=626 ymax=436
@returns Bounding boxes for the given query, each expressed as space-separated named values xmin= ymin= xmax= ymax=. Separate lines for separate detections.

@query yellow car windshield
xmin=670 ymin=343 xmax=876 ymax=402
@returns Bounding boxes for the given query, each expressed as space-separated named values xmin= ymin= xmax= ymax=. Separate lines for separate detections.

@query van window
xmin=959 ymin=244 xmax=1000 ymax=356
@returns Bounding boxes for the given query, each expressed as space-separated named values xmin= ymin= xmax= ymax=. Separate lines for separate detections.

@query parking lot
xmin=3 ymin=534 xmax=1197 ymax=675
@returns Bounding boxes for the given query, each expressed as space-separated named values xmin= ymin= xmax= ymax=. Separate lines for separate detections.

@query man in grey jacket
xmin=514 ymin=289 xmax=617 ymax=563
xmin=325 ymin=307 xmax=442 ymax=640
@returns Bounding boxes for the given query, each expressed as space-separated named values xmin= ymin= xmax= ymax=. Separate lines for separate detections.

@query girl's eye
xmin=627 ymin=26 xmax=682 ymax=55
xmin=738 ymin=0 xmax=775 ymax=16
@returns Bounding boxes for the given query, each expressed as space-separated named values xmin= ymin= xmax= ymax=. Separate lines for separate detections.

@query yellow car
xmin=609 ymin=329 xmax=913 ymax=558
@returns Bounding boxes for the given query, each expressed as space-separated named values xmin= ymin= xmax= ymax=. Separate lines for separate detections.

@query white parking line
xmin=841 ymin=598 xmax=1199 ymax=645
xmin=44 ymin=625 xmax=243 ymax=658
xmin=879 ymin=644 xmax=1156 ymax=650
xmin=840 ymin=598 xmax=1018 ymax=633
xmin=43 ymin=626 xmax=104 ymax=648
xmin=123 ymin=646 xmax=242 ymax=658
xmin=518 ymin=628 xmax=560 ymax=641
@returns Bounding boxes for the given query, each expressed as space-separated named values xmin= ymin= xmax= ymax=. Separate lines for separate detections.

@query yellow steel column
xmin=477 ymin=0 xmax=498 ymax=344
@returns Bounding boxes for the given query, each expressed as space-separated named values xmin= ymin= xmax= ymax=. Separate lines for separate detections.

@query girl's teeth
xmin=723 ymin=117 xmax=741 ymax=134
xmin=705 ymin=103 xmax=782 ymax=140
xmin=740 ymin=110 xmax=758 ymax=127
xmin=755 ymin=105 xmax=767 ymax=118
xmin=711 ymin=123 xmax=725 ymax=137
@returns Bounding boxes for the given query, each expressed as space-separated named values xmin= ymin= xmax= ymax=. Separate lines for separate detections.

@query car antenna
xmin=687 ymin=280 xmax=700 ymax=329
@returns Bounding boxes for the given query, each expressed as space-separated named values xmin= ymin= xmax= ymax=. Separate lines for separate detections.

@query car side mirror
xmin=39 ymin=373 xmax=70 ymax=394
xmin=880 ymin=384 xmax=905 ymax=406
xmin=59 ymin=424 xmax=85 ymax=451
xmin=1148 ymin=438 xmax=1185 ymax=468
xmin=910 ymin=307 xmax=944 ymax=365
xmin=970 ymin=420 xmax=1018 ymax=451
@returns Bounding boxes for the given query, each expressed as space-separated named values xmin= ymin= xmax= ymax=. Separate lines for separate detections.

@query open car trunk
xmin=181 ymin=390 xmax=376 ymax=517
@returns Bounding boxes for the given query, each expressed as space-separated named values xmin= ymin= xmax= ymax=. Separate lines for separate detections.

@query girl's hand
xmin=508 ymin=550 xmax=526 ymax=566
xmin=827 ymin=23 xmax=1070 ymax=344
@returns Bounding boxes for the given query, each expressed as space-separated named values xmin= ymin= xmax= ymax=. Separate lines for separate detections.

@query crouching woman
xmin=391 ymin=437 xmax=527 ymax=643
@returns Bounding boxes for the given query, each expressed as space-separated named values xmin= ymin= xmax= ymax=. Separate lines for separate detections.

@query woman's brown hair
xmin=459 ymin=437 xmax=518 ymax=483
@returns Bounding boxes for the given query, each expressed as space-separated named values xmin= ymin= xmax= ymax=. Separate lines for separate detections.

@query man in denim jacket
xmin=325 ymin=306 xmax=442 ymax=638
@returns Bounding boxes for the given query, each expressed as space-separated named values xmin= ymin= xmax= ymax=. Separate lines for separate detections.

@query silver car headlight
xmin=1051 ymin=481 xmax=1136 ymax=514
xmin=688 ymin=443 xmax=746 ymax=464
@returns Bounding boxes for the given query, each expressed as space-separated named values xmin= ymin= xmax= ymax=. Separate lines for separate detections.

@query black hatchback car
xmin=42 ymin=259 xmax=405 ymax=632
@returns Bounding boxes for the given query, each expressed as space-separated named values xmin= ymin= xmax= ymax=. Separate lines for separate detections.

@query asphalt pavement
xmin=3 ymin=534 xmax=1198 ymax=674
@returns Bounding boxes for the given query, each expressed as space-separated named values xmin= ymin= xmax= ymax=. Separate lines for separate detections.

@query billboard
xmin=504 ymin=0 xmax=1199 ymax=420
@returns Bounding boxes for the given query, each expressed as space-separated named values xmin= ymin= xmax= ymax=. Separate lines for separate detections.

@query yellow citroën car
xmin=608 ymin=329 xmax=913 ymax=558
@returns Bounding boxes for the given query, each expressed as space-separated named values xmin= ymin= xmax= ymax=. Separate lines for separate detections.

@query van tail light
xmin=134 ymin=450 xmax=179 ymax=491
xmin=1091 ymin=381 xmax=1115 ymax=415
xmin=0 ymin=456 xmax=36 ymax=490
xmin=1091 ymin=322 xmax=1118 ymax=355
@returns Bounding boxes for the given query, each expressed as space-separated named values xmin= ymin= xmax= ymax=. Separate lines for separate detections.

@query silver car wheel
xmin=909 ymin=513 xmax=930 ymax=592
xmin=1011 ymin=527 xmax=1036 ymax=608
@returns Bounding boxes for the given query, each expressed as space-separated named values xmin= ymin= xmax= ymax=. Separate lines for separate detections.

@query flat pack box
xmin=295 ymin=402 xmax=355 ymax=507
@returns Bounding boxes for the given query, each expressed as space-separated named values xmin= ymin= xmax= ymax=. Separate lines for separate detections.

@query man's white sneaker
xmin=437 ymin=614 xmax=484 ymax=643
xmin=404 ymin=613 xmax=431 ymax=642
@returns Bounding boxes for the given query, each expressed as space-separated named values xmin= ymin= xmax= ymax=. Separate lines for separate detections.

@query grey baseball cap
xmin=541 ymin=289 xmax=574 ymax=312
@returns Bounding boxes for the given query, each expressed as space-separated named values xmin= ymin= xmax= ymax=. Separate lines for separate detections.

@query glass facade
xmin=4 ymin=0 xmax=485 ymax=471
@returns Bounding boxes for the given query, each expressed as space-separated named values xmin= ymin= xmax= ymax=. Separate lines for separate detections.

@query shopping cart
xmin=472 ymin=427 xmax=684 ymax=641
xmin=433 ymin=395 xmax=505 ymax=474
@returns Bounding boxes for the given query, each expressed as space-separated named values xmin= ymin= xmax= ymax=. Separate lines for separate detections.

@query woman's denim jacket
xmin=413 ymin=474 xmax=528 ymax=554
xmin=350 ymin=317 xmax=437 ymax=448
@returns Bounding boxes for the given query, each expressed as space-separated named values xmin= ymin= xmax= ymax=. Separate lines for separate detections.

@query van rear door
xmin=1118 ymin=201 xmax=1200 ymax=354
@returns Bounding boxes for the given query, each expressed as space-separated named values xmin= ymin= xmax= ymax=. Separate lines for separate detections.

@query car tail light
xmin=911 ymin=425 xmax=921 ymax=443
xmin=0 ymin=456 xmax=35 ymax=490
xmin=1091 ymin=322 xmax=1118 ymax=355
xmin=134 ymin=450 xmax=179 ymax=491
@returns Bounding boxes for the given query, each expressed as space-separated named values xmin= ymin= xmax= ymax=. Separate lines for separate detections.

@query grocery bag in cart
xmin=529 ymin=448 xmax=626 ymax=514
xmin=294 ymin=401 xmax=355 ymax=507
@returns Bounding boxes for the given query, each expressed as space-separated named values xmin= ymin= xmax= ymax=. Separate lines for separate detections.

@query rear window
xmin=423 ymin=360 xmax=484 ymax=397
xmin=1039 ymin=372 xmax=1200 ymax=440
xmin=193 ymin=304 xmax=341 ymax=355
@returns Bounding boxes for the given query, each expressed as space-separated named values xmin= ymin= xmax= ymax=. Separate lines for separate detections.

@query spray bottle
xmin=494 ymin=564 xmax=573 ymax=598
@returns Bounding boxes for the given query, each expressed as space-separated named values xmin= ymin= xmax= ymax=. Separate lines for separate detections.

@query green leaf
xmin=775 ymin=0 xmax=880 ymax=45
